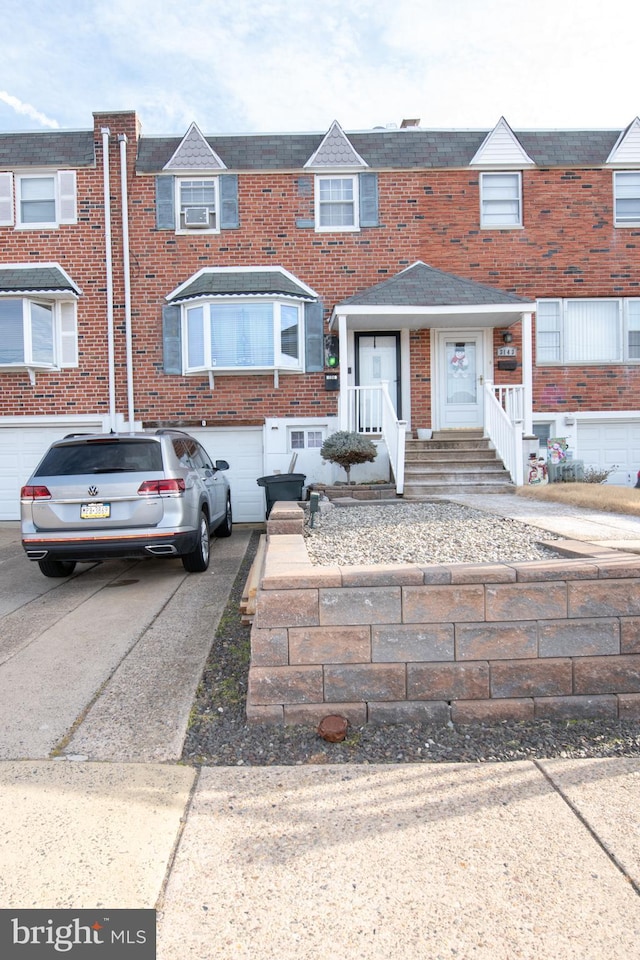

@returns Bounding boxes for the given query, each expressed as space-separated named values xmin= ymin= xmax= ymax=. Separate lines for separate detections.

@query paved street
xmin=0 ymin=522 xmax=252 ymax=762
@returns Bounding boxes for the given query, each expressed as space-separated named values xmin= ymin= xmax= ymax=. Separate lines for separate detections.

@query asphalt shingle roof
xmin=0 ymin=131 xmax=95 ymax=169
xmin=0 ymin=265 xmax=80 ymax=294
xmin=338 ymin=262 xmax=531 ymax=308
xmin=167 ymin=269 xmax=315 ymax=303
xmin=136 ymin=128 xmax=624 ymax=173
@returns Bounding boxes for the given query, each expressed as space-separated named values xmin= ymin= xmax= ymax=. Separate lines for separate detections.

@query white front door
xmin=356 ymin=334 xmax=400 ymax=431
xmin=437 ymin=332 xmax=485 ymax=429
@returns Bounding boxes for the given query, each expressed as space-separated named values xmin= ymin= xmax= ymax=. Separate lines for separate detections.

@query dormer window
xmin=178 ymin=178 xmax=219 ymax=232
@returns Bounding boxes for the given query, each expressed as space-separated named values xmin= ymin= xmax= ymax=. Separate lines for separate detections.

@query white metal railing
xmin=344 ymin=383 xmax=407 ymax=494
xmin=484 ymin=382 xmax=524 ymax=485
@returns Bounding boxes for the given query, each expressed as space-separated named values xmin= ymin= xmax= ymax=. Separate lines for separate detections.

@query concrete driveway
xmin=0 ymin=521 xmax=253 ymax=762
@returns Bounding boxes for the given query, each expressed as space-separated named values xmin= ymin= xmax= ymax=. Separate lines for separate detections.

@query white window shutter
xmin=59 ymin=301 xmax=78 ymax=366
xmin=0 ymin=172 xmax=14 ymax=225
xmin=58 ymin=170 xmax=77 ymax=223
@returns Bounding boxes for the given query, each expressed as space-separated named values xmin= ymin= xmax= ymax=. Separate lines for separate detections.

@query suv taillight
xmin=137 ymin=479 xmax=186 ymax=496
xmin=21 ymin=485 xmax=52 ymax=500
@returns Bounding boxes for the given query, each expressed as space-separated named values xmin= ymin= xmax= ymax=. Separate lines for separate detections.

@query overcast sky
xmin=1 ymin=0 xmax=637 ymax=137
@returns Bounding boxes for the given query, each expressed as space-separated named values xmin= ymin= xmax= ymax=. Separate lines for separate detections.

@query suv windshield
xmin=35 ymin=439 xmax=164 ymax=475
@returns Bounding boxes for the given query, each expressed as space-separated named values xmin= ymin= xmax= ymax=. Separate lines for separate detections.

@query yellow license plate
xmin=80 ymin=502 xmax=111 ymax=519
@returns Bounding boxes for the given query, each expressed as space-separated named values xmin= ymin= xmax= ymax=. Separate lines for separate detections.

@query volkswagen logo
xmin=88 ymin=486 xmax=99 ymax=497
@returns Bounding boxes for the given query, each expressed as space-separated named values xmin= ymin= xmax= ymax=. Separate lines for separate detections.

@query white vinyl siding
xmin=480 ymin=172 xmax=522 ymax=227
xmin=315 ymin=175 xmax=359 ymax=231
xmin=614 ymin=171 xmax=640 ymax=226
xmin=536 ymin=298 xmax=640 ymax=364
xmin=185 ymin=299 xmax=302 ymax=373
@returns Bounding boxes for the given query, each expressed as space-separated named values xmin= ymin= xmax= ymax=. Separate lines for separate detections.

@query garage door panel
xmin=190 ymin=427 xmax=264 ymax=523
xmin=1 ymin=426 xmax=93 ymax=521
xmin=577 ymin=420 xmax=640 ymax=486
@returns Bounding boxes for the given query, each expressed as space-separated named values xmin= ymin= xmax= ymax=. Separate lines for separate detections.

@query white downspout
xmin=101 ymin=127 xmax=116 ymax=430
xmin=118 ymin=134 xmax=135 ymax=429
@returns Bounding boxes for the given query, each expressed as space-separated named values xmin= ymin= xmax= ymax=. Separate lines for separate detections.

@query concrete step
xmin=404 ymin=469 xmax=511 ymax=484
xmin=405 ymin=449 xmax=500 ymax=463
xmin=403 ymin=481 xmax=516 ymax=496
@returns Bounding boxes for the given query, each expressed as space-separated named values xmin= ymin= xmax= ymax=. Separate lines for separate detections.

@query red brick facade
xmin=2 ymin=109 xmax=639 ymax=430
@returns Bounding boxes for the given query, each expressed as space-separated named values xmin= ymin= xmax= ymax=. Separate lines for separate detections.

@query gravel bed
xmin=304 ymin=500 xmax=561 ymax=566
xmin=182 ymin=530 xmax=640 ymax=767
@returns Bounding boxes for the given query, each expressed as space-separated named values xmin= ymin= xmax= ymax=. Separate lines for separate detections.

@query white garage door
xmin=577 ymin=420 xmax=640 ymax=486
xmin=189 ymin=426 xmax=265 ymax=523
xmin=0 ymin=420 xmax=104 ymax=520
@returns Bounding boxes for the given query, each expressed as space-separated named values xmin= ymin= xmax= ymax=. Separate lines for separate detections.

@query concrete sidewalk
xmin=2 ymin=499 xmax=640 ymax=958
xmin=1 ymin=758 xmax=639 ymax=958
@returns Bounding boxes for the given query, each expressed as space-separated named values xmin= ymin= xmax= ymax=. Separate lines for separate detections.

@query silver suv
xmin=20 ymin=430 xmax=232 ymax=577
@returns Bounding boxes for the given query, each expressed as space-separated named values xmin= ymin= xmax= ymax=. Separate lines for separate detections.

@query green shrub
xmin=320 ymin=430 xmax=377 ymax=483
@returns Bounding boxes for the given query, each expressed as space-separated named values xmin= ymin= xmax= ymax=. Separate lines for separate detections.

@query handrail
xmin=344 ymin=384 xmax=406 ymax=494
xmin=484 ymin=382 xmax=524 ymax=485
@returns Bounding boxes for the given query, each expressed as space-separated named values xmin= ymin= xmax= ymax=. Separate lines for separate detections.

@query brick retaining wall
xmin=247 ymin=503 xmax=640 ymax=726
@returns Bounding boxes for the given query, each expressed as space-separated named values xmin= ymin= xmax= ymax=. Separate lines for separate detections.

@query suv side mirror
xmin=215 ymin=459 xmax=230 ymax=471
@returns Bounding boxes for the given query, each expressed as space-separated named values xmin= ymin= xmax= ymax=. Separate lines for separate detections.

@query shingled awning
xmin=166 ymin=267 xmax=317 ymax=304
xmin=0 ymin=264 xmax=81 ymax=296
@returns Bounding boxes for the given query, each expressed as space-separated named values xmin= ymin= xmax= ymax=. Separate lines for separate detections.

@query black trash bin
xmin=257 ymin=473 xmax=306 ymax=518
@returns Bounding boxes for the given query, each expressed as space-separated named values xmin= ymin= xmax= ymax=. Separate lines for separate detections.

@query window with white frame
xmin=613 ymin=171 xmax=640 ymax=226
xmin=480 ymin=172 xmax=522 ymax=227
xmin=315 ymin=175 xmax=359 ymax=230
xmin=536 ymin=298 xmax=640 ymax=364
xmin=0 ymin=297 xmax=78 ymax=368
xmin=290 ymin=428 xmax=324 ymax=450
xmin=10 ymin=171 xmax=77 ymax=228
xmin=177 ymin=177 xmax=219 ymax=232
xmin=184 ymin=299 xmax=302 ymax=372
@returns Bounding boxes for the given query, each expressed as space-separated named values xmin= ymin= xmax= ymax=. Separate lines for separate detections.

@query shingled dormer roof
xmin=304 ymin=120 xmax=368 ymax=169
xmin=164 ymin=122 xmax=226 ymax=172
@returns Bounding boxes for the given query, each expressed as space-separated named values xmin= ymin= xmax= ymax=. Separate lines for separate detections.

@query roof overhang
xmin=330 ymin=302 xmax=536 ymax=331
xmin=166 ymin=265 xmax=318 ymax=304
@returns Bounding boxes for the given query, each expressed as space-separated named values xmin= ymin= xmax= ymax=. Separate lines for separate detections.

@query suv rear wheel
xmin=38 ymin=559 xmax=77 ymax=578
xmin=182 ymin=510 xmax=210 ymax=573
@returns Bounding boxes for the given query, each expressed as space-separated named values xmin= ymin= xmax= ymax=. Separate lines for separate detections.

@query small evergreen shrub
xmin=320 ymin=430 xmax=377 ymax=483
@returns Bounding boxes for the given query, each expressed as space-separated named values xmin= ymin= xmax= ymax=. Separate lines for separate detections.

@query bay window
xmin=185 ymin=299 xmax=302 ymax=372
xmin=0 ymin=297 xmax=77 ymax=368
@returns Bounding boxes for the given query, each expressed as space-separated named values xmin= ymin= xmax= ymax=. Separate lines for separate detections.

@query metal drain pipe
xmin=101 ymin=127 xmax=116 ymax=430
xmin=118 ymin=133 xmax=135 ymax=429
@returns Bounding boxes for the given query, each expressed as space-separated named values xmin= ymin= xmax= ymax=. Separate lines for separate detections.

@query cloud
xmin=0 ymin=91 xmax=59 ymax=129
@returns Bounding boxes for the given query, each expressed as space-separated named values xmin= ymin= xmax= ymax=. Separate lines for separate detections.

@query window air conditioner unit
xmin=184 ymin=206 xmax=210 ymax=227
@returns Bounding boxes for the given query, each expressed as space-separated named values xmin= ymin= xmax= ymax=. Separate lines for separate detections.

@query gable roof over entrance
xmin=332 ymin=262 xmax=535 ymax=329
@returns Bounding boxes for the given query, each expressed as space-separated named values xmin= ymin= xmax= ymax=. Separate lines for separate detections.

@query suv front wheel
xmin=182 ymin=511 xmax=210 ymax=573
